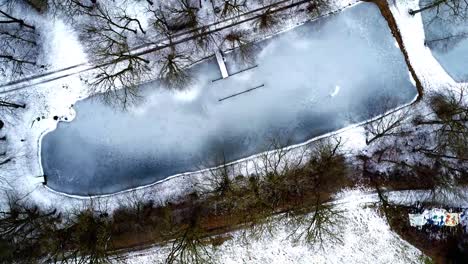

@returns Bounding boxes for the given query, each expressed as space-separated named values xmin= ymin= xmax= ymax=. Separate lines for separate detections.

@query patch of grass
xmin=418 ymin=254 xmax=434 ymax=264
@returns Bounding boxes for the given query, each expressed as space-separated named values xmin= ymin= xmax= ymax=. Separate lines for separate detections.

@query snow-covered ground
xmin=0 ymin=0 xmax=464 ymax=222
xmin=119 ymin=189 xmax=426 ymax=264
xmin=389 ymin=0 xmax=467 ymax=91
xmin=1 ymin=0 xmax=467 ymax=261
xmin=117 ymin=188 xmax=468 ymax=263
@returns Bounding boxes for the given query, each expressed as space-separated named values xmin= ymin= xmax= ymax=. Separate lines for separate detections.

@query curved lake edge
xmin=35 ymin=0 xmax=363 ymax=190
xmin=41 ymin=93 xmax=419 ymax=199
xmin=39 ymin=1 xmax=421 ymax=197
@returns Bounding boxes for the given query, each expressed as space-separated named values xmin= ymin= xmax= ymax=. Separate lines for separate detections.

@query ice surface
xmin=420 ymin=0 xmax=468 ymax=82
xmin=330 ymin=85 xmax=340 ymax=97
xmin=41 ymin=3 xmax=417 ymax=195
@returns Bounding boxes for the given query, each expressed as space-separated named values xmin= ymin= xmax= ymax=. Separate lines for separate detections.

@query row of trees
xmin=66 ymin=0 xmax=289 ymax=108
xmin=0 ymin=0 xmax=353 ymax=114
xmin=0 ymin=136 xmax=350 ymax=263
xmin=0 ymin=1 xmax=45 ymax=81
xmin=0 ymin=0 xmax=333 ymax=109
xmin=0 ymin=94 xmax=26 ymax=184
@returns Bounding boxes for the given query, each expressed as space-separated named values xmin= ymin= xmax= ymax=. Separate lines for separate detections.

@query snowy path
xmin=388 ymin=0 xmax=467 ymax=91
xmin=0 ymin=0 xmax=347 ymax=94
xmin=117 ymin=189 xmax=450 ymax=264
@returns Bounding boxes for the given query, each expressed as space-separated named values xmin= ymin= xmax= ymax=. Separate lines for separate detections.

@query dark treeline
xmin=1 ymin=137 xmax=350 ymax=263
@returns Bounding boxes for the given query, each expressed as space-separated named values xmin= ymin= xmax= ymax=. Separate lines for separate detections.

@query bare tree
xmin=409 ymin=0 xmax=468 ymax=16
xmin=255 ymin=134 xmax=297 ymax=178
xmin=157 ymin=49 xmax=193 ymax=90
xmin=0 ymin=192 xmax=61 ymax=263
xmin=304 ymin=0 xmax=330 ymax=17
xmin=251 ymin=134 xmax=305 ymax=211
xmin=197 ymin=151 xmax=236 ymax=197
xmin=79 ymin=3 xmax=150 ymax=108
xmin=410 ymin=88 xmax=468 ymax=201
xmin=112 ymin=190 xmax=162 ymax=235
xmin=252 ymin=5 xmax=279 ymax=33
xmin=364 ymin=97 xmax=411 ymax=145
xmin=163 ymin=0 xmax=200 ymax=32
xmin=305 ymin=137 xmax=348 ymax=192
xmin=221 ymin=29 xmax=256 ymax=64
xmin=149 ymin=4 xmax=173 ymax=38
xmin=64 ymin=204 xmax=113 ymax=264
xmin=90 ymin=56 xmax=150 ymax=109
xmin=413 ymin=88 xmax=468 ymax=164
xmin=217 ymin=0 xmax=248 ymax=18
xmin=192 ymin=25 xmax=220 ymax=54
xmin=286 ymin=200 xmax=344 ymax=249
xmin=49 ymin=0 xmax=97 ymax=21
xmin=283 ymin=139 xmax=347 ymax=248
xmin=165 ymin=207 xmax=214 ymax=264
xmin=0 ymin=5 xmax=45 ymax=80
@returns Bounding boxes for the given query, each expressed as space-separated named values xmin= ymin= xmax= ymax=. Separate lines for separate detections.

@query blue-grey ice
xmin=41 ymin=3 xmax=417 ymax=195
xmin=420 ymin=0 xmax=468 ymax=82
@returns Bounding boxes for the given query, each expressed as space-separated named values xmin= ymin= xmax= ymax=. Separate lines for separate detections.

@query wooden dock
xmin=215 ymin=49 xmax=229 ymax=79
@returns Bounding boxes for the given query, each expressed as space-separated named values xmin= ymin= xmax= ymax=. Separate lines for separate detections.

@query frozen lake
xmin=41 ymin=3 xmax=417 ymax=195
xmin=420 ymin=0 xmax=468 ymax=82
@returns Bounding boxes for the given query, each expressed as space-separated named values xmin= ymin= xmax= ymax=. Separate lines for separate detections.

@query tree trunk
xmin=24 ymin=0 xmax=48 ymax=13
xmin=409 ymin=0 xmax=447 ymax=15
xmin=0 ymin=100 xmax=26 ymax=109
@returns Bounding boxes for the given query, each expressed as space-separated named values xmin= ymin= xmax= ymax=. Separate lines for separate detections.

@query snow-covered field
xmin=119 ymin=190 xmax=427 ymax=264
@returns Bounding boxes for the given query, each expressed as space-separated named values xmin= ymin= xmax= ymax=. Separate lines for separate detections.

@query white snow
xmin=119 ymin=190 xmax=425 ymax=264
xmin=0 ymin=0 xmax=467 ymax=261
xmin=389 ymin=0 xmax=467 ymax=91
xmin=330 ymin=85 xmax=340 ymax=97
